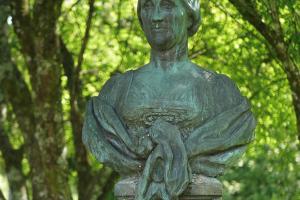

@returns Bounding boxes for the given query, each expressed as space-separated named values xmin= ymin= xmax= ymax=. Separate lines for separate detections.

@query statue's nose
xmin=152 ymin=6 xmax=163 ymax=22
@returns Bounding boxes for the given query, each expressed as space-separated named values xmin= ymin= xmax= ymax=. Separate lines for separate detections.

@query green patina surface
xmin=82 ymin=0 xmax=255 ymax=199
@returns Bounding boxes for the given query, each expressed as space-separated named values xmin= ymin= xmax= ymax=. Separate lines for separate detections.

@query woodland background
xmin=0 ymin=0 xmax=299 ymax=199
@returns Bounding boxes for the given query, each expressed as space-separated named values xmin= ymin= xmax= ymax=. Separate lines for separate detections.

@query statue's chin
xmin=150 ymin=42 xmax=175 ymax=51
xmin=147 ymin=36 xmax=176 ymax=51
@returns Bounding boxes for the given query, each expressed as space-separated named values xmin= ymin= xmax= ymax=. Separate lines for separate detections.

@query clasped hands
xmin=148 ymin=118 xmax=182 ymax=144
xmin=131 ymin=118 xmax=182 ymax=158
xmin=136 ymin=118 xmax=190 ymax=200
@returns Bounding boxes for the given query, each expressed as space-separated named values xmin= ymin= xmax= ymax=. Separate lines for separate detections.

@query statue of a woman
xmin=82 ymin=0 xmax=256 ymax=199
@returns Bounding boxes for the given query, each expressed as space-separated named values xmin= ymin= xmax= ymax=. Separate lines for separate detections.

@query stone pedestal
xmin=114 ymin=174 xmax=222 ymax=200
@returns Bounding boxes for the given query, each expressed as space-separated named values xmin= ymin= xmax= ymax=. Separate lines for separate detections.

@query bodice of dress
xmin=118 ymin=68 xmax=215 ymax=143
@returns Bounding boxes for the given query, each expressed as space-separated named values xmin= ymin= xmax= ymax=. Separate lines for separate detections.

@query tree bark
xmin=7 ymin=0 xmax=73 ymax=199
xmin=0 ymin=5 xmax=29 ymax=200
xmin=229 ymin=0 xmax=300 ymax=141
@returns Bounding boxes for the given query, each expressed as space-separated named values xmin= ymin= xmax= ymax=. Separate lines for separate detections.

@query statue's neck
xmin=150 ymin=39 xmax=189 ymax=71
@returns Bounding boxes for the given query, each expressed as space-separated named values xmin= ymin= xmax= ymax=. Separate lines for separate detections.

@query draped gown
xmin=82 ymin=63 xmax=256 ymax=199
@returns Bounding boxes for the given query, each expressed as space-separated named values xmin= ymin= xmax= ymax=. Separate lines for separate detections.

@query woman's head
xmin=137 ymin=0 xmax=201 ymax=37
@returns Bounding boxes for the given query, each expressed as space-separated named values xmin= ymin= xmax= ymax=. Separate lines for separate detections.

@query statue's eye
xmin=143 ymin=1 xmax=153 ymax=10
xmin=160 ymin=0 xmax=174 ymax=9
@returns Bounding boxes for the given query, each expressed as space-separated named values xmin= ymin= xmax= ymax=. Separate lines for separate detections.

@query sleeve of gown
xmin=82 ymin=73 xmax=143 ymax=174
xmin=185 ymin=74 xmax=256 ymax=177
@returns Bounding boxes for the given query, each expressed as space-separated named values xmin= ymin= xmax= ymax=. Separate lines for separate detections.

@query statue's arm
xmin=82 ymin=74 xmax=143 ymax=174
xmin=186 ymin=100 xmax=255 ymax=157
xmin=82 ymin=99 xmax=142 ymax=174
xmin=95 ymin=74 xmax=135 ymax=147
xmin=185 ymin=74 xmax=256 ymax=158
xmin=92 ymin=96 xmax=136 ymax=153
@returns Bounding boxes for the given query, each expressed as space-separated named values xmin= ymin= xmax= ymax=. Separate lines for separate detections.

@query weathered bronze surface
xmin=82 ymin=0 xmax=256 ymax=199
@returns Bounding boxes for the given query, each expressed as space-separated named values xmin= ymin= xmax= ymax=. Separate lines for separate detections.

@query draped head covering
xmin=137 ymin=0 xmax=201 ymax=36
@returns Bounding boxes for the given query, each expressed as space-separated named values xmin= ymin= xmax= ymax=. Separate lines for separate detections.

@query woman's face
xmin=140 ymin=0 xmax=189 ymax=51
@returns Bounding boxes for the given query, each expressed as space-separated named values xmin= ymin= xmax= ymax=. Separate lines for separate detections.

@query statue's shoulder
xmin=212 ymin=72 xmax=245 ymax=107
xmin=213 ymin=73 xmax=241 ymax=97
xmin=102 ymin=70 xmax=134 ymax=89
xmin=97 ymin=70 xmax=134 ymax=103
xmin=189 ymin=63 xmax=240 ymax=92
xmin=131 ymin=64 xmax=152 ymax=75
xmin=187 ymin=62 xmax=216 ymax=81
xmin=189 ymin=63 xmax=244 ymax=105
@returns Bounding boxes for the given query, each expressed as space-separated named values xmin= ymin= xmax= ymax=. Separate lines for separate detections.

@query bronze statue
xmin=82 ymin=0 xmax=256 ymax=199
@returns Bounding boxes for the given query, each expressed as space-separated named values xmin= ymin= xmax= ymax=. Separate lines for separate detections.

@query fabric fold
xmin=82 ymin=99 xmax=142 ymax=174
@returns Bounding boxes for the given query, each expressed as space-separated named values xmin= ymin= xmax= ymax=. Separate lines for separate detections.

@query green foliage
xmin=1 ymin=0 xmax=299 ymax=199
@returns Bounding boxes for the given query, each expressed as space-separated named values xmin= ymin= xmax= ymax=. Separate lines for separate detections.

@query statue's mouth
xmin=152 ymin=24 xmax=166 ymax=31
xmin=152 ymin=28 xmax=164 ymax=32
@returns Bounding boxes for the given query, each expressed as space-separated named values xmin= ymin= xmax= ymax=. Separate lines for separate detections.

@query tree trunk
xmin=0 ymin=5 xmax=28 ymax=200
xmin=273 ymin=44 xmax=300 ymax=141
xmin=7 ymin=0 xmax=73 ymax=199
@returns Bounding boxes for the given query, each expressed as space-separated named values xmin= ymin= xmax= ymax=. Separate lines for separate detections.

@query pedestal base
xmin=114 ymin=174 xmax=222 ymax=200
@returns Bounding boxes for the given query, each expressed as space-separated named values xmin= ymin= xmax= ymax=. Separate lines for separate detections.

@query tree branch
xmin=211 ymin=0 xmax=262 ymax=42
xmin=9 ymin=0 xmax=37 ymax=78
xmin=0 ymin=123 xmax=24 ymax=170
xmin=267 ymin=0 xmax=283 ymax=37
xmin=0 ymin=189 xmax=6 ymax=200
xmin=228 ymin=0 xmax=279 ymax=47
xmin=60 ymin=37 xmax=75 ymax=90
xmin=249 ymin=77 xmax=286 ymax=100
xmin=0 ymin=3 xmax=35 ymax=134
xmin=33 ymin=0 xmax=63 ymax=26
xmin=62 ymin=0 xmax=82 ymax=16
xmin=0 ymin=103 xmax=26 ymax=200
xmin=75 ymin=0 xmax=95 ymax=79
xmin=9 ymin=0 xmax=32 ymax=42
xmin=59 ymin=2 xmax=97 ymax=198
